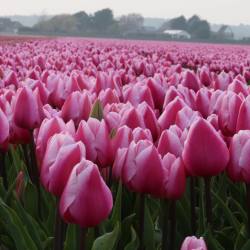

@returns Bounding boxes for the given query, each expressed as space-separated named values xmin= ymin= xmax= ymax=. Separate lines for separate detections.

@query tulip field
xmin=1 ymin=37 xmax=250 ymax=250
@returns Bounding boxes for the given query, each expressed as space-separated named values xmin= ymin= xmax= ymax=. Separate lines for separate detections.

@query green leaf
xmin=124 ymin=226 xmax=139 ymax=250
xmin=120 ymin=214 xmax=136 ymax=248
xmin=144 ymin=201 xmax=155 ymax=250
xmin=90 ymin=100 xmax=103 ymax=121
xmin=91 ymin=223 xmax=120 ymax=250
xmin=212 ymin=191 xmax=241 ymax=232
xmin=241 ymin=239 xmax=250 ymax=250
xmin=23 ymin=182 xmax=39 ymax=218
xmin=110 ymin=181 xmax=122 ymax=227
xmin=12 ymin=200 xmax=45 ymax=249
xmin=0 ymin=199 xmax=37 ymax=250
xmin=42 ymin=237 xmax=54 ymax=250
xmin=64 ymin=224 xmax=78 ymax=250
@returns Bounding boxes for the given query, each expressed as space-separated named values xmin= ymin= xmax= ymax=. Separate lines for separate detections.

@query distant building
xmin=216 ymin=25 xmax=234 ymax=40
xmin=163 ymin=29 xmax=191 ymax=39
xmin=0 ymin=18 xmax=22 ymax=34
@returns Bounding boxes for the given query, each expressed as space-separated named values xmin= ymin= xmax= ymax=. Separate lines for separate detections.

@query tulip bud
xmin=61 ymin=91 xmax=92 ymax=126
xmin=13 ymin=87 xmax=44 ymax=130
xmin=115 ymin=140 xmax=164 ymax=197
xmin=227 ymin=131 xmax=250 ymax=183
xmin=162 ymin=153 xmax=186 ymax=199
xmin=181 ymin=70 xmax=200 ymax=92
xmin=182 ymin=118 xmax=229 ymax=176
xmin=180 ymin=236 xmax=207 ymax=250
xmin=15 ymin=171 xmax=25 ymax=200
xmin=236 ymin=96 xmax=250 ymax=131
xmin=41 ymin=134 xmax=85 ymax=196
xmin=35 ymin=117 xmax=71 ymax=165
xmin=75 ymin=118 xmax=111 ymax=167
xmin=59 ymin=159 xmax=113 ymax=228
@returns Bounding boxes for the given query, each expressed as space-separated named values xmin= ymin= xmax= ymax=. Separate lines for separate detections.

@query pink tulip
xmin=213 ymin=71 xmax=232 ymax=90
xmin=113 ymin=140 xmax=164 ymax=197
xmin=158 ymin=97 xmax=186 ymax=131
xmin=123 ymin=83 xmax=155 ymax=109
xmin=195 ymin=88 xmax=212 ymax=118
xmin=61 ymin=91 xmax=92 ymax=126
xmin=41 ymin=133 xmax=85 ymax=196
xmin=181 ymin=70 xmax=200 ymax=92
xmin=146 ymin=78 xmax=165 ymax=110
xmin=119 ymin=107 xmax=144 ymax=129
xmin=13 ymin=87 xmax=44 ymax=130
xmin=75 ymin=118 xmax=111 ymax=167
xmin=157 ymin=129 xmax=183 ymax=158
xmin=98 ymin=88 xmax=120 ymax=107
xmin=182 ymin=118 xmax=229 ymax=176
xmin=214 ymin=91 xmax=242 ymax=136
xmin=35 ymin=117 xmax=74 ymax=165
xmin=227 ymin=131 xmax=250 ymax=183
xmin=180 ymin=236 xmax=207 ymax=250
xmin=0 ymin=109 xmax=9 ymax=150
xmin=228 ymin=79 xmax=249 ymax=97
xmin=15 ymin=171 xmax=25 ymax=200
xmin=132 ymin=127 xmax=153 ymax=142
xmin=236 ymin=96 xmax=250 ymax=131
xmin=175 ymin=106 xmax=201 ymax=131
xmin=59 ymin=159 xmax=113 ymax=227
xmin=199 ymin=66 xmax=211 ymax=86
xmin=137 ymin=102 xmax=159 ymax=140
xmin=162 ymin=153 xmax=186 ymax=199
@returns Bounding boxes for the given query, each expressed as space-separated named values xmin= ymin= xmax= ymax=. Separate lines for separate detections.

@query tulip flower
xmin=59 ymin=159 xmax=113 ymax=228
xmin=35 ymin=117 xmax=73 ymax=165
xmin=181 ymin=70 xmax=200 ymax=92
xmin=183 ymin=118 xmax=229 ymax=226
xmin=183 ymin=118 xmax=229 ymax=177
xmin=157 ymin=129 xmax=183 ymax=158
xmin=41 ymin=133 xmax=85 ymax=196
xmin=158 ymin=97 xmax=186 ymax=131
xmin=114 ymin=139 xmax=164 ymax=197
xmin=162 ymin=153 xmax=186 ymax=200
xmin=75 ymin=118 xmax=111 ymax=167
xmin=227 ymin=130 xmax=250 ymax=183
xmin=214 ymin=91 xmax=242 ymax=136
xmin=236 ymin=96 xmax=250 ymax=131
xmin=13 ymin=87 xmax=44 ymax=130
xmin=0 ymin=108 xmax=9 ymax=150
xmin=15 ymin=171 xmax=25 ymax=200
xmin=180 ymin=236 xmax=207 ymax=250
xmin=61 ymin=91 xmax=92 ymax=126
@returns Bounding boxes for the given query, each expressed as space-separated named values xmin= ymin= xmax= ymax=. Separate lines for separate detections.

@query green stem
xmin=53 ymin=201 xmax=67 ymax=250
xmin=78 ymin=227 xmax=87 ymax=250
xmin=161 ymin=200 xmax=169 ymax=250
xmin=168 ymin=200 xmax=176 ymax=250
xmin=139 ymin=194 xmax=145 ymax=250
xmin=29 ymin=135 xmax=42 ymax=219
xmin=190 ymin=177 xmax=197 ymax=234
xmin=246 ymin=183 xmax=250 ymax=236
xmin=204 ymin=177 xmax=212 ymax=227
xmin=0 ymin=151 xmax=7 ymax=189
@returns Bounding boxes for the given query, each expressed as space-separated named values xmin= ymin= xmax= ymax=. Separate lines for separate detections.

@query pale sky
xmin=1 ymin=0 xmax=250 ymax=25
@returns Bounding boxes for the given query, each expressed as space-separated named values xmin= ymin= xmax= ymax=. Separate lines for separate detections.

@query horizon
xmin=1 ymin=0 xmax=250 ymax=26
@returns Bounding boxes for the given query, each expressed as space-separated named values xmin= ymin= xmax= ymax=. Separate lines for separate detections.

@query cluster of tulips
xmin=1 ymin=38 xmax=250 ymax=250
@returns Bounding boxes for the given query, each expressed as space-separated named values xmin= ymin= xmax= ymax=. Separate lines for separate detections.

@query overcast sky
xmin=1 ymin=0 xmax=250 ymax=25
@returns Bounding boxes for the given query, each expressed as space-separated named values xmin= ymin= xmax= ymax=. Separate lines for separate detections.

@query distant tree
xmin=34 ymin=15 xmax=78 ymax=34
xmin=193 ymin=20 xmax=211 ymax=39
xmin=93 ymin=8 xmax=115 ymax=32
xmin=119 ymin=13 xmax=144 ymax=34
xmin=187 ymin=15 xmax=211 ymax=39
xmin=73 ymin=11 xmax=91 ymax=31
xmin=169 ymin=15 xmax=187 ymax=30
